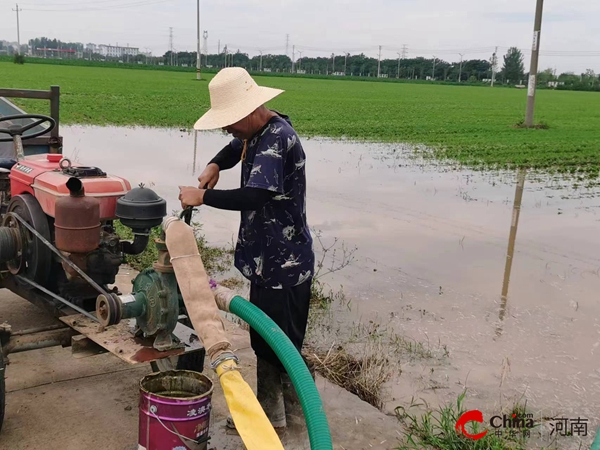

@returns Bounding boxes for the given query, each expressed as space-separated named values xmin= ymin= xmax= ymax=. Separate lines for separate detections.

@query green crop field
xmin=1 ymin=62 xmax=599 ymax=176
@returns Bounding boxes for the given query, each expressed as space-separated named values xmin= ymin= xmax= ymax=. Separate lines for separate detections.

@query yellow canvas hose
xmin=162 ymin=216 xmax=283 ymax=450
xmin=215 ymin=359 xmax=284 ymax=450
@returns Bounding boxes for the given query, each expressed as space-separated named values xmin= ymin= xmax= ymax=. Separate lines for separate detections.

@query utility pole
xmin=169 ymin=27 xmax=173 ymax=66
xmin=196 ymin=0 xmax=201 ymax=79
xmin=491 ymin=46 xmax=498 ymax=87
xmin=292 ymin=45 xmax=295 ymax=73
xmin=458 ymin=53 xmax=464 ymax=82
xmin=203 ymin=31 xmax=208 ymax=66
xmin=13 ymin=3 xmax=22 ymax=54
xmin=217 ymin=40 xmax=220 ymax=55
xmin=432 ymin=56 xmax=436 ymax=80
xmin=285 ymin=34 xmax=289 ymax=57
xmin=525 ymin=0 xmax=544 ymax=127
xmin=344 ymin=52 xmax=348 ymax=76
xmin=377 ymin=45 xmax=382 ymax=78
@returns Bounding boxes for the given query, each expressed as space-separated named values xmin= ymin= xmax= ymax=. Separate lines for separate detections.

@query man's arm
xmin=203 ymin=187 xmax=275 ymax=211
xmin=209 ymin=139 xmax=243 ymax=171
xmin=197 ymin=139 xmax=243 ymax=189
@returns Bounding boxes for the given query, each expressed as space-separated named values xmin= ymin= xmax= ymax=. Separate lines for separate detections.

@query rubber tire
xmin=0 ymin=344 xmax=5 ymax=434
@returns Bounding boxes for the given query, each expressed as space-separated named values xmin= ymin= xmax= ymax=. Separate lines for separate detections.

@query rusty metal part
xmin=0 ymin=227 xmax=20 ymax=264
xmin=12 ymin=323 xmax=66 ymax=336
xmin=54 ymin=177 xmax=101 ymax=254
xmin=96 ymin=293 xmax=123 ymax=327
xmin=60 ymin=314 xmax=203 ymax=365
xmin=2 ymin=327 xmax=75 ymax=356
xmin=11 ymin=211 xmax=111 ymax=300
xmin=1 ymin=214 xmax=24 ymax=275
xmin=152 ymin=238 xmax=174 ymax=273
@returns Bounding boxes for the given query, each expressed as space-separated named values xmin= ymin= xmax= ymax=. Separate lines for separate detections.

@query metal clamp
xmin=209 ymin=352 xmax=239 ymax=371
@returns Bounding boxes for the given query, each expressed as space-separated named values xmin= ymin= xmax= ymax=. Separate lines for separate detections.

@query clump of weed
xmin=304 ymin=343 xmax=391 ymax=410
xmin=514 ymin=119 xmax=550 ymax=130
xmin=396 ymin=390 xmax=529 ymax=450
xmin=218 ymin=277 xmax=247 ymax=291
xmin=114 ymin=217 xmax=233 ymax=275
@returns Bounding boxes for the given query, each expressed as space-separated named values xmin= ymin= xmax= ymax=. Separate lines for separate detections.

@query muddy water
xmin=62 ymin=126 xmax=600 ymax=448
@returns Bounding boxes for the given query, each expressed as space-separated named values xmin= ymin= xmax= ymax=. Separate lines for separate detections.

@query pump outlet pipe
xmin=211 ymin=283 xmax=333 ymax=450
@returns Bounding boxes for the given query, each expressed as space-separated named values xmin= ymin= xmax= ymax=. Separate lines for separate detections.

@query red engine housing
xmin=9 ymin=154 xmax=131 ymax=220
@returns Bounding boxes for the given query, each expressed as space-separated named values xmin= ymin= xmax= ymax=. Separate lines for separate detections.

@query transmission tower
xmin=401 ymin=44 xmax=407 ymax=59
xmin=285 ymin=34 xmax=289 ymax=57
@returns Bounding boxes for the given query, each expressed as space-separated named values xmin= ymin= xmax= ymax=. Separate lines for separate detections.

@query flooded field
xmin=62 ymin=125 xmax=600 ymax=449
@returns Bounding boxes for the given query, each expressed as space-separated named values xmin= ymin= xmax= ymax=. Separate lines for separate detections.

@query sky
xmin=1 ymin=0 xmax=600 ymax=74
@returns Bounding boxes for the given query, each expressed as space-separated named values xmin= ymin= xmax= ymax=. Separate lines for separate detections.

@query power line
xmin=22 ymin=0 xmax=173 ymax=12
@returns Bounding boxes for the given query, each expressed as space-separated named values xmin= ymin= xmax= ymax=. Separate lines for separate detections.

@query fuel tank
xmin=9 ymin=154 xmax=131 ymax=219
xmin=54 ymin=177 xmax=101 ymax=254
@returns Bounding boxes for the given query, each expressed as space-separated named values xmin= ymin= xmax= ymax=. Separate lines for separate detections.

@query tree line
xmin=6 ymin=37 xmax=600 ymax=91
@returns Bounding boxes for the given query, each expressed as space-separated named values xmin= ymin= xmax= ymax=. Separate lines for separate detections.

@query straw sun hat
xmin=193 ymin=67 xmax=284 ymax=130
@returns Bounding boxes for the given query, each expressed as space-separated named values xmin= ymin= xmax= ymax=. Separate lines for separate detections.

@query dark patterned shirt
xmin=231 ymin=113 xmax=314 ymax=288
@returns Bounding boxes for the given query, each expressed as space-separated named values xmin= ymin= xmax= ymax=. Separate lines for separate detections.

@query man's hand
xmin=178 ymin=186 xmax=205 ymax=208
xmin=198 ymin=163 xmax=220 ymax=189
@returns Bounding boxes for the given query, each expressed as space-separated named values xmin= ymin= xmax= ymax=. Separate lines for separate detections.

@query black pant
xmin=249 ymin=279 xmax=312 ymax=372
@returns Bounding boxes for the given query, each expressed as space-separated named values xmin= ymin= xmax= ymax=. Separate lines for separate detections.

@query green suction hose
xmin=228 ymin=295 xmax=333 ymax=450
xmin=591 ymin=427 xmax=600 ymax=450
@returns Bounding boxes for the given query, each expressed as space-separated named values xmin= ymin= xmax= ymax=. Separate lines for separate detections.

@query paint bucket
xmin=139 ymin=370 xmax=214 ymax=450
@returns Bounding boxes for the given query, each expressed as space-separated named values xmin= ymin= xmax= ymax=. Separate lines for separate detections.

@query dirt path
xmin=1 ymin=266 xmax=402 ymax=449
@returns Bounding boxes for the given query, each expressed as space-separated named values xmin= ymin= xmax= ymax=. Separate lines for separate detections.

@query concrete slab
xmin=0 ymin=269 xmax=402 ymax=449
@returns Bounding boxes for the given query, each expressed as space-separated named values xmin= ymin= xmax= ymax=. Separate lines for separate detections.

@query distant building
xmin=97 ymin=44 xmax=139 ymax=58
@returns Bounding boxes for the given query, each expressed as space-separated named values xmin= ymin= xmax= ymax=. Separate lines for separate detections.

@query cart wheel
xmin=0 ymin=344 xmax=5 ymax=433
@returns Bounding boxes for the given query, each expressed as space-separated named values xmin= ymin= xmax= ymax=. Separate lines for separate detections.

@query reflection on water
xmin=496 ymin=168 xmax=527 ymax=338
xmin=58 ymin=125 xmax=600 ymax=443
